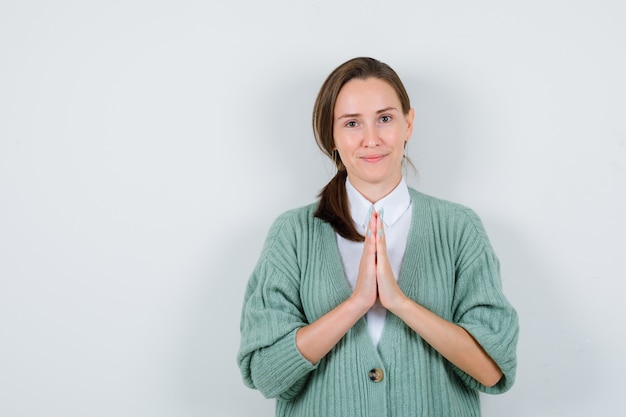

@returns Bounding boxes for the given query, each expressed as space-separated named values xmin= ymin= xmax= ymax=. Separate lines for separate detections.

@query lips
xmin=360 ymin=154 xmax=386 ymax=163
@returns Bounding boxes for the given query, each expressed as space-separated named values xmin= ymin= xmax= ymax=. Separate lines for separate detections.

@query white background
xmin=1 ymin=1 xmax=624 ymax=416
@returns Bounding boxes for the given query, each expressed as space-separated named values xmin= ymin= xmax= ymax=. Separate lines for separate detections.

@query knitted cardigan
xmin=238 ymin=189 xmax=519 ymax=417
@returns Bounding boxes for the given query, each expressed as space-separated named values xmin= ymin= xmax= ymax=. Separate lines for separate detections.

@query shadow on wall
xmin=481 ymin=215 xmax=599 ymax=417
xmin=177 ymin=219 xmax=276 ymax=417
xmin=266 ymin=70 xmax=338 ymax=203
xmin=174 ymin=63 xmax=328 ymax=411
xmin=179 ymin=70 xmax=332 ymax=416
xmin=403 ymin=75 xmax=468 ymax=196
xmin=404 ymin=72 xmax=600 ymax=414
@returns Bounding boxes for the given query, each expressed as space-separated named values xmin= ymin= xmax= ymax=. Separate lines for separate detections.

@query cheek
xmin=333 ymin=133 xmax=357 ymax=151
xmin=386 ymin=125 xmax=408 ymax=141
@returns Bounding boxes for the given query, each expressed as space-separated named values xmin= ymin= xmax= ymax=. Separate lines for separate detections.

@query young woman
xmin=238 ymin=57 xmax=519 ymax=417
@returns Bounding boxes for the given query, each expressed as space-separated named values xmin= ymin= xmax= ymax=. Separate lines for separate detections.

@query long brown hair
xmin=312 ymin=57 xmax=412 ymax=242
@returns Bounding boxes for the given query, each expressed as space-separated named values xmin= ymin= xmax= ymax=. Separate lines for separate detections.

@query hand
xmin=349 ymin=209 xmax=378 ymax=312
xmin=350 ymin=212 xmax=504 ymax=387
xmin=373 ymin=210 xmax=407 ymax=312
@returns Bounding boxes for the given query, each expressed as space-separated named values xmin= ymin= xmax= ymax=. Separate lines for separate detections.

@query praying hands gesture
xmin=296 ymin=209 xmax=504 ymax=387
xmin=351 ymin=209 xmax=406 ymax=313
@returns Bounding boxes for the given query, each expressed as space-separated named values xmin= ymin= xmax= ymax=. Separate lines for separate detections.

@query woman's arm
xmin=295 ymin=295 xmax=369 ymax=364
xmin=295 ymin=212 xmax=379 ymax=364
xmin=387 ymin=296 xmax=502 ymax=386
xmin=373 ymin=212 xmax=503 ymax=387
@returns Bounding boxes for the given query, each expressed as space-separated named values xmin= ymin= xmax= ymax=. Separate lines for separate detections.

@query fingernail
xmin=367 ymin=229 xmax=371 ymax=237
xmin=378 ymin=228 xmax=383 ymax=237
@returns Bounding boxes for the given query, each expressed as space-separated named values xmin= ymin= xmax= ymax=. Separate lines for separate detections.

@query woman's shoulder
xmin=408 ymin=188 xmax=489 ymax=238
xmin=262 ymin=201 xmax=321 ymax=248
xmin=409 ymin=188 xmax=479 ymax=218
xmin=270 ymin=201 xmax=319 ymax=230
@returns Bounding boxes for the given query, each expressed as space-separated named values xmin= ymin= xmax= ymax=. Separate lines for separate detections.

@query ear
xmin=405 ymin=108 xmax=415 ymax=142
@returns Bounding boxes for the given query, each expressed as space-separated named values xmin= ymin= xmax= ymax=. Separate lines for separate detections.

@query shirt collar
xmin=346 ymin=177 xmax=411 ymax=232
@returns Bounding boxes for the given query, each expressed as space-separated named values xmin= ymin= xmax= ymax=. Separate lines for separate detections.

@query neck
xmin=349 ymin=175 xmax=402 ymax=203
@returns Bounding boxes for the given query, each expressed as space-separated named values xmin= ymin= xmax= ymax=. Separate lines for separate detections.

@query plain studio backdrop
xmin=1 ymin=1 xmax=624 ymax=416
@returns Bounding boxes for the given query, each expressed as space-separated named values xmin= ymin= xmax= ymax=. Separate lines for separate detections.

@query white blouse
xmin=336 ymin=177 xmax=412 ymax=346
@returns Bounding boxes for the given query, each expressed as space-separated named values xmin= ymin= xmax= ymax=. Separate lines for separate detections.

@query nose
xmin=363 ymin=125 xmax=380 ymax=147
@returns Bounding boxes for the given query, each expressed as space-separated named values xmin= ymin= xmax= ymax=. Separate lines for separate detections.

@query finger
xmin=363 ymin=207 xmax=377 ymax=253
xmin=358 ymin=209 xmax=377 ymax=275
xmin=355 ymin=208 xmax=378 ymax=308
xmin=376 ymin=208 xmax=387 ymax=256
xmin=367 ymin=206 xmax=377 ymax=234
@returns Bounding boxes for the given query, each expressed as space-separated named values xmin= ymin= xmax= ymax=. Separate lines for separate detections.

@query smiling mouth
xmin=361 ymin=154 xmax=386 ymax=163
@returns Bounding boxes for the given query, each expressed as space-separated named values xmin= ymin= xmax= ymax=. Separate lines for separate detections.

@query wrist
xmin=385 ymin=293 xmax=412 ymax=316
xmin=346 ymin=293 xmax=373 ymax=318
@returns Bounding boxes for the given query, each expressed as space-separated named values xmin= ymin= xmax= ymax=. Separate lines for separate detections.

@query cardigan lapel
xmin=396 ymin=189 xmax=431 ymax=296
xmin=319 ymin=220 xmax=354 ymax=301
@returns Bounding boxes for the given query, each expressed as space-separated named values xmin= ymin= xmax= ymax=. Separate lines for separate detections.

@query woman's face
xmin=333 ymin=77 xmax=414 ymax=197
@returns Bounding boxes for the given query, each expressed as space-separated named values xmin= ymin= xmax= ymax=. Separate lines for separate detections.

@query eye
xmin=345 ymin=120 xmax=358 ymax=128
xmin=380 ymin=115 xmax=392 ymax=123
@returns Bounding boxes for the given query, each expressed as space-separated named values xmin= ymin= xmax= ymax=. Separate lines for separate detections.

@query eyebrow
xmin=336 ymin=107 xmax=399 ymax=120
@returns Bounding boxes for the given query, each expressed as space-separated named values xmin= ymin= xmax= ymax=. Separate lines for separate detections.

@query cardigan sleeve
xmin=450 ymin=208 xmax=519 ymax=394
xmin=236 ymin=213 xmax=317 ymax=400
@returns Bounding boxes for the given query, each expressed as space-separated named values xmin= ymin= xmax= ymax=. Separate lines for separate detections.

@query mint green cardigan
xmin=238 ymin=189 xmax=519 ymax=417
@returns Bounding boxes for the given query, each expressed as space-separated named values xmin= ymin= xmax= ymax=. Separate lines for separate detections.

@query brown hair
xmin=313 ymin=57 xmax=412 ymax=242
